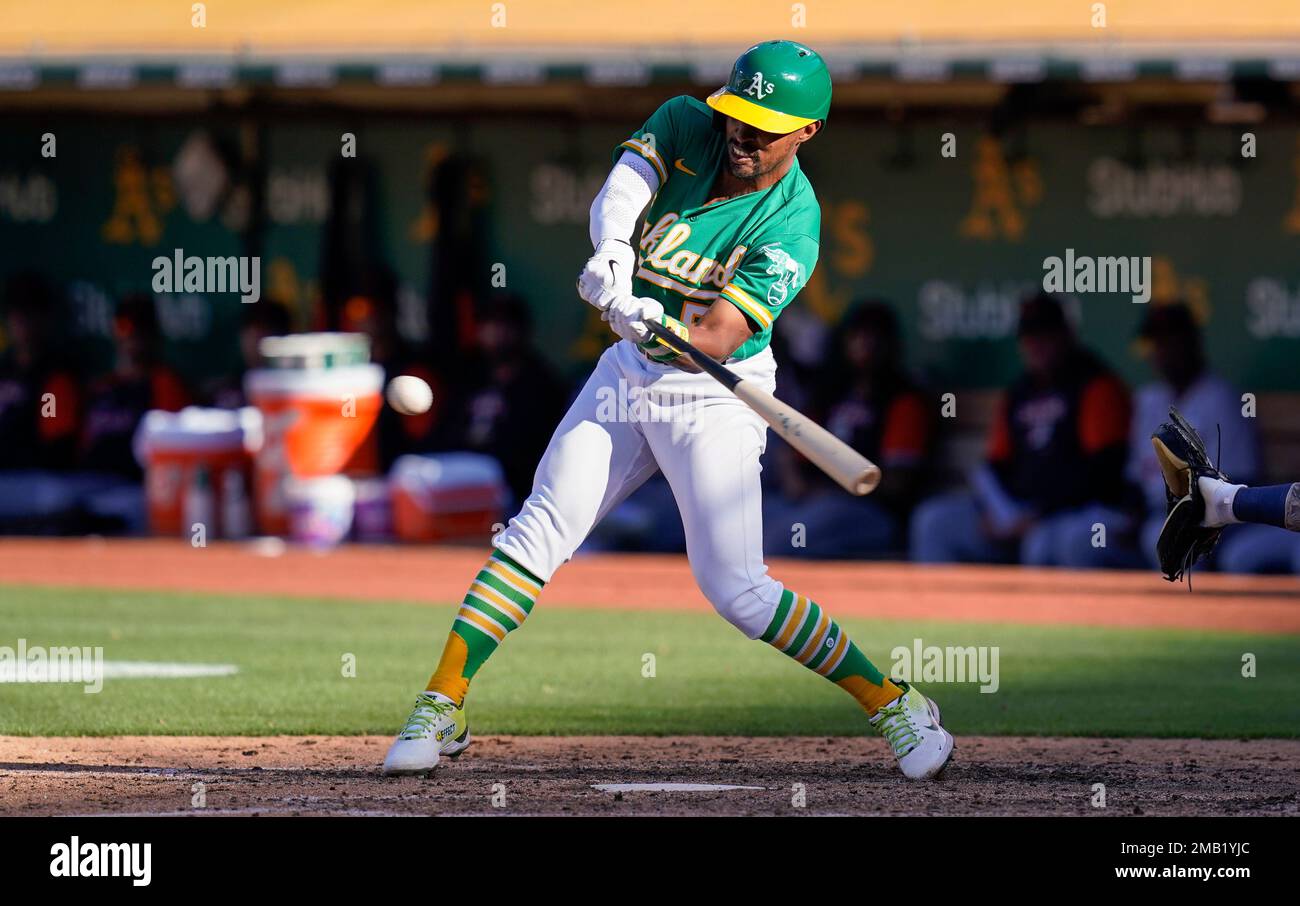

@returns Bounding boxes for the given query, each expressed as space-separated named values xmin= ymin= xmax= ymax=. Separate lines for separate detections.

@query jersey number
xmin=681 ymin=301 xmax=710 ymax=325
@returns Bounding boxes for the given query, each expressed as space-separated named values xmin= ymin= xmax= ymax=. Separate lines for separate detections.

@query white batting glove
xmin=576 ymin=239 xmax=636 ymax=311
xmin=602 ymin=295 xmax=663 ymax=345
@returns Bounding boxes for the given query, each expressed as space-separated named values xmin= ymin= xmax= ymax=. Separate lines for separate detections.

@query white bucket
xmin=285 ymin=475 xmax=356 ymax=548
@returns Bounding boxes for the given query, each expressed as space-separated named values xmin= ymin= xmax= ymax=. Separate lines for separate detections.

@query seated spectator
xmin=0 ymin=272 xmax=81 ymax=471
xmin=433 ymin=295 xmax=567 ymax=505
xmin=1126 ymin=304 xmax=1284 ymax=573
xmin=0 ymin=273 xmax=88 ymax=533
xmin=764 ymin=301 xmax=932 ymax=558
xmin=910 ymin=294 xmax=1136 ymax=568
xmin=81 ymin=293 xmax=190 ymax=479
xmin=74 ymin=294 xmax=190 ymax=533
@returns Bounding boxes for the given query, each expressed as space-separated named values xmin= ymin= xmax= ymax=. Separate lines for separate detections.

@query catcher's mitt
xmin=1150 ymin=406 xmax=1228 ymax=583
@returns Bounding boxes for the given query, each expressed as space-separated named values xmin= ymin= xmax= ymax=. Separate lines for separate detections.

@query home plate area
xmin=3 ymin=735 xmax=1296 ymax=817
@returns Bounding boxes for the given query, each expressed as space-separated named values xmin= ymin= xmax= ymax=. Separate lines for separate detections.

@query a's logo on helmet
xmin=742 ymin=71 xmax=775 ymax=99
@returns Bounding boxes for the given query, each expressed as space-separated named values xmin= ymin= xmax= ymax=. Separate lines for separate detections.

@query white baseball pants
xmin=495 ymin=338 xmax=786 ymax=639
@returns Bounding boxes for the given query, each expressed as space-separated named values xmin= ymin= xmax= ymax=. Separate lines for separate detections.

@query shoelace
xmin=398 ymin=696 xmax=454 ymax=740
xmin=873 ymin=698 xmax=921 ymax=757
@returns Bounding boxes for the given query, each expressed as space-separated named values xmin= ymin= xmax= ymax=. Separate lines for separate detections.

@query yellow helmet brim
xmin=706 ymin=87 xmax=817 ymax=135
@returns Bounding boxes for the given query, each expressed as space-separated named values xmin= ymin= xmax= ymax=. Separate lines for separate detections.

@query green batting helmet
xmin=706 ymin=40 xmax=832 ymax=135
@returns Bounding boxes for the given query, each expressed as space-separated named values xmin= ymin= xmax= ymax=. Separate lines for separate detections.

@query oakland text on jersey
xmin=638 ymin=211 xmax=747 ymax=297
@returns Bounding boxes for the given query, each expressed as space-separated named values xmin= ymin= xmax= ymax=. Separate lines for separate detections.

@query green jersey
xmin=616 ymin=95 xmax=821 ymax=361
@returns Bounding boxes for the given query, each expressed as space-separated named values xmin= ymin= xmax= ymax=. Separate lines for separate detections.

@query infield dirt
xmin=4 ymin=735 xmax=1298 ymax=817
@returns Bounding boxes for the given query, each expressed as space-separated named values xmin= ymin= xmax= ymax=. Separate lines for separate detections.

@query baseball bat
xmin=642 ymin=319 xmax=882 ymax=496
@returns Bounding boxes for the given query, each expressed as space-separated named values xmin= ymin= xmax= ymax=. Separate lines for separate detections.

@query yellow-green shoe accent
xmin=382 ymin=693 xmax=471 ymax=775
xmin=868 ymin=681 xmax=954 ymax=780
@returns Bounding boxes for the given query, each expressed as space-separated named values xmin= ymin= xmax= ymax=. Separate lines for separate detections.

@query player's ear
xmin=795 ymin=121 xmax=821 ymax=144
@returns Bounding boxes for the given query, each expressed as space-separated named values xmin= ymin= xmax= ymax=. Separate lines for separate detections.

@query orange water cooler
xmin=244 ymin=333 xmax=384 ymax=536
xmin=390 ymin=453 xmax=508 ymax=543
xmin=136 ymin=407 xmax=262 ymax=538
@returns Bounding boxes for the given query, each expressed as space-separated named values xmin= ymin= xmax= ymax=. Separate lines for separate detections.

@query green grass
xmin=1 ymin=584 xmax=1297 ymax=737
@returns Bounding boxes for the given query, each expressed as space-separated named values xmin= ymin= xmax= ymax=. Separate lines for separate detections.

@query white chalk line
xmin=63 ymin=807 xmax=413 ymax=818
xmin=0 ymin=661 xmax=239 ymax=682
xmin=100 ymin=662 xmax=240 ymax=679
xmin=592 ymin=782 xmax=768 ymax=793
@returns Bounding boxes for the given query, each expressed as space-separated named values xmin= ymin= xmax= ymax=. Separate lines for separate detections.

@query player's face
xmin=1149 ymin=331 xmax=1200 ymax=384
xmin=1018 ymin=330 xmax=1069 ymax=378
xmin=844 ymin=327 xmax=880 ymax=370
xmin=723 ymin=117 xmax=817 ymax=180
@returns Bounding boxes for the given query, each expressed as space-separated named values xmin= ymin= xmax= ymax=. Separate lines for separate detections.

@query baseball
xmin=385 ymin=374 xmax=433 ymax=415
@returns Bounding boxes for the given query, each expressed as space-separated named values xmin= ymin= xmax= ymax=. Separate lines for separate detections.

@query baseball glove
xmin=1150 ymin=406 xmax=1228 ymax=583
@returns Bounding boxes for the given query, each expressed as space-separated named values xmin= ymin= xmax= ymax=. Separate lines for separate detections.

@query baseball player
xmin=383 ymin=40 xmax=954 ymax=780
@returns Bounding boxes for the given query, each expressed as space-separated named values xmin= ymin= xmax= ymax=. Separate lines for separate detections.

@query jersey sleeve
xmin=150 ymin=366 xmax=191 ymax=413
xmin=986 ymin=393 xmax=1012 ymax=463
xmin=717 ymin=234 xmax=819 ymax=332
xmin=880 ymin=392 xmax=930 ymax=465
xmin=615 ymin=96 xmax=693 ymax=186
xmin=36 ymin=371 xmax=81 ymax=443
xmin=1077 ymin=374 xmax=1130 ymax=454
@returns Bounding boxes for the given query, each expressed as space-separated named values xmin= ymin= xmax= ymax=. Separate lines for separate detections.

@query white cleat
xmin=869 ymin=682 xmax=954 ymax=780
xmin=382 ymin=693 xmax=471 ymax=776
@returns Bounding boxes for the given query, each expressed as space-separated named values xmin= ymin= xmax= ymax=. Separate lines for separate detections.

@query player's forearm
xmin=579 ymin=154 xmax=660 ymax=312
xmin=641 ymin=296 xmax=751 ymax=366
xmin=588 ymin=152 xmax=658 ymax=249
xmin=639 ymin=316 xmax=732 ymax=373
xmin=681 ymin=320 xmax=745 ymax=361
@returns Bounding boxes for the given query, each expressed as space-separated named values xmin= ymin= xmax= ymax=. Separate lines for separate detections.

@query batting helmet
xmin=706 ymin=40 xmax=832 ymax=135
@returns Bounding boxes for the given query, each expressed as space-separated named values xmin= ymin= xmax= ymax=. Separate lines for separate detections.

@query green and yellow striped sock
xmin=760 ymin=589 xmax=903 ymax=715
xmin=425 ymin=549 xmax=543 ymax=706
